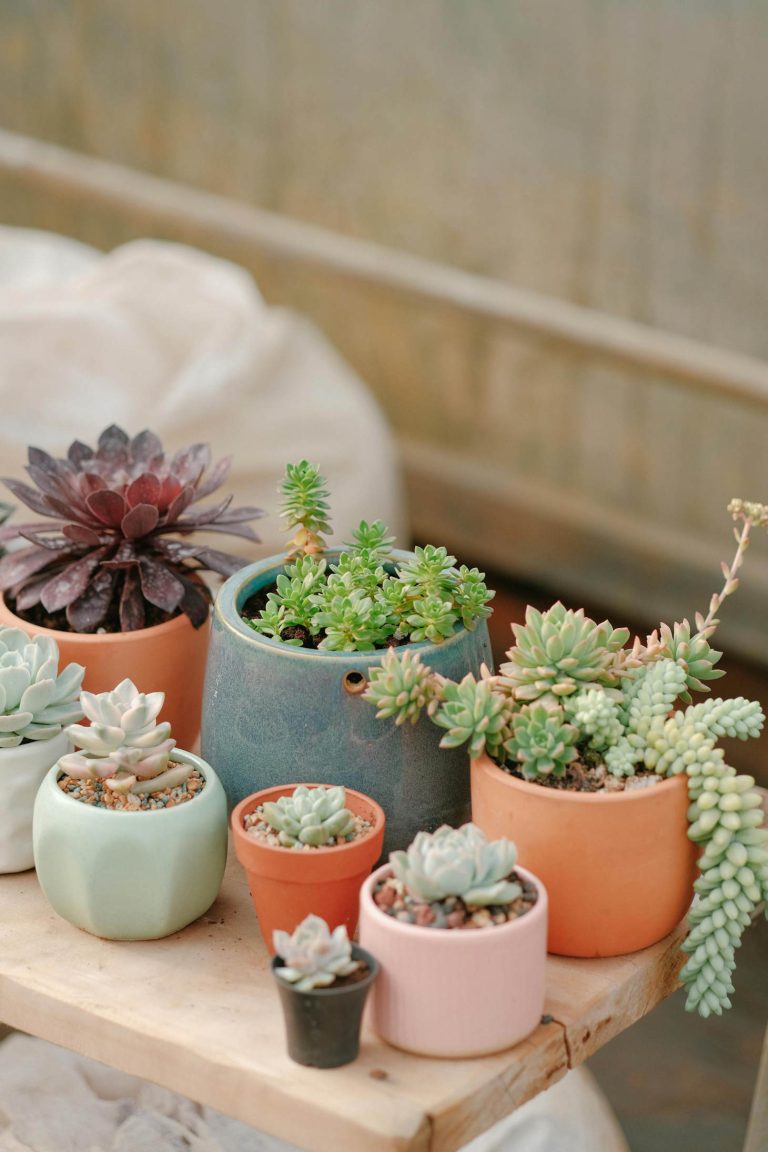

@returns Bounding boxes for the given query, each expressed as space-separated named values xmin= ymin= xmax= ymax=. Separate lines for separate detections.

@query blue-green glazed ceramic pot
xmin=33 ymin=749 xmax=228 ymax=940
xmin=201 ymin=552 xmax=493 ymax=856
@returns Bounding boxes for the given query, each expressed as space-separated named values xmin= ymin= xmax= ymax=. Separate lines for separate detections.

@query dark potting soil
xmin=373 ymin=870 xmax=538 ymax=930
xmin=502 ymin=755 xmax=665 ymax=795
xmin=8 ymin=595 xmax=178 ymax=634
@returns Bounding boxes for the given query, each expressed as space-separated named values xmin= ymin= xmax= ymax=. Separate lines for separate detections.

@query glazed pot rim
xmin=0 ymin=592 xmax=207 ymax=645
xmin=270 ymin=944 xmax=379 ymax=996
xmin=213 ymin=550 xmax=475 ymax=661
xmin=361 ymin=862 xmax=547 ymax=944
xmin=471 ymin=751 xmax=688 ymax=805
xmin=231 ymin=783 xmax=386 ymax=856
xmin=44 ymin=747 xmax=218 ymax=819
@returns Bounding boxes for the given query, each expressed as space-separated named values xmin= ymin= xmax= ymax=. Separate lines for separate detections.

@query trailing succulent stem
xmin=249 ymin=462 xmax=494 ymax=650
xmin=364 ymin=500 xmax=768 ymax=1017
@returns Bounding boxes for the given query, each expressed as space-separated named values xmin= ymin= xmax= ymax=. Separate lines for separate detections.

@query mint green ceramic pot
xmin=201 ymin=552 xmax=493 ymax=856
xmin=32 ymin=750 xmax=228 ymax=940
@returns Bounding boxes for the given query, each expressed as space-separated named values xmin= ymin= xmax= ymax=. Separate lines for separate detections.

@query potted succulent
xmin=0 ymin=425 xmax=263 ymax=749
xmin=231 ymin=783 xmax=385 ymax=951
xmin=271 ymin=914 xmax=378 ymax=1068
xmin=0 ymin=625 xmax=84 ymax=872
xmin=202 ymin=460 xmax=494 ymax=853
xmin=33 ymin=677 xmax=228 ymax=939
xmin=358 ymin=822 xmax=547 ymax=1057
xmin=364 ymin=501 xmax=768 ymax=1019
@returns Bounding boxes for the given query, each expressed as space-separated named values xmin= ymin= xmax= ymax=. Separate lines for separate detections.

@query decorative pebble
xmin=57 ymin=767 xmax=205 ymax=811
xmin=242 ymin=804 xmax=373 ymax=849
xmin=373 ymin=873 xmax=538 ymax=931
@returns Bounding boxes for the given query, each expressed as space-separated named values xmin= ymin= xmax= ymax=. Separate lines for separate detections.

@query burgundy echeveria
xmin=0 ymin=425 xmax=263 ymax=633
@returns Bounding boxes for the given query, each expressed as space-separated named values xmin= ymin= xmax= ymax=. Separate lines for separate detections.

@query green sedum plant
xmin=246 ymin=461 xmax=494 ymax=651
xmin=364 ymin=500 xmax=768 ymax=1017
xmin=391 ymin=822 xmax=521 ymax=907
xmin=273 ymin=914 xmax=361 ymax=991
xmin=0 ymin=626 xmax=84 ymax=747
xmin=262 ymin=785 xmax=357 ymax=848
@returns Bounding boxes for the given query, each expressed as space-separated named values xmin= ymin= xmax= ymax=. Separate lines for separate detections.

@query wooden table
xmin=0 ymin=839 xmax=695 ymax=1152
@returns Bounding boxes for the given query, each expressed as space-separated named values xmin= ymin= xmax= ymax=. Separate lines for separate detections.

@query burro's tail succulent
xmin=0 ymin=626 xmax=84 ymax=748
xmin=391 ymin=823 xmax=522 ymax=907
xmin=273 ymin=914 xmax=361 ymax=991
xmin=262 ymin=785 xmax=356 ymax=848
xmin=59 ymin=678 xmax=186 ymax=794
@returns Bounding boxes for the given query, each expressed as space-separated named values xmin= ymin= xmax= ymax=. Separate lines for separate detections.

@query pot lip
xmin=231 ymin=783 xmax=386 ymax=856
xmin=471 ymin=750 xmax=687 ymax=806
xmin=212 ymin=550 xmax=476 ymax=662
xmin=270 ymin=943 xmax=379 ymax=996
xmin=0 ymin=727 xmax=70 ymax=766
xmin=41 ymin=747 xmax=220 ymax=819
xmin=361 ymin=862 xmax=547 ymax=944
xmin=0 ymin=592 xmax=207 ymax=645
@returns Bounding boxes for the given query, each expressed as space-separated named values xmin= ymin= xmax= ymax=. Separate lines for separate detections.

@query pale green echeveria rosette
xmin=273 ymin=914 xmax=360 ymax=991
xmin=0 ymin=626 xmax=84 ymax=748
xmin=433 ymin=671 xmax=513 ymax=762
xmin=390 ymin=822 xmax=522 ymax=907
xmin=363 ymin=647 xmax=442 ymax=728
xmin=262 ymin=784 xmax=356 ymax=848
xmin=504 ymin=702 xmax=579 ymax=779
xmin=58 ymin=677 xmax=184 ymax=794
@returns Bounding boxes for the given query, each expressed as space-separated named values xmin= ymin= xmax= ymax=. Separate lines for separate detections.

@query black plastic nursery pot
xmin=271 ymin=945 xmax=379 ymax=1068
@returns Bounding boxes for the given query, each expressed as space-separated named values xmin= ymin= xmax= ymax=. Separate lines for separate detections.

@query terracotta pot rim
xmin=0 ymin=592 xmax=205 ymax=645
xmin=231 ymin=783 xmax=386 ymax=857
xmin=270 ymin=944 xmax=379 ymax=997
xmin=361 ymin=862 xmax=547 ymax=945
xmin=213 ymin=550 xmax=474 ymax=661
xmin=44 ymin=748 xmax=218 ymax=822
xmin=471 ymin=751 xmax=687 ymax=805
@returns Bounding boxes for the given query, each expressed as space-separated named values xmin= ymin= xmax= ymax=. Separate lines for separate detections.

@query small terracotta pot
xmin=231 ymin=784 xmax=385 ymax=954
xmin=0 ymin=596 xmax=210 ymax=752
xmin=358 ymin=863 xmax=547 ymax=1058
xmin=471 ymin=752 xmax=697 ymax=957
xmin=271 ymin=944 xmax=379 ymax=1068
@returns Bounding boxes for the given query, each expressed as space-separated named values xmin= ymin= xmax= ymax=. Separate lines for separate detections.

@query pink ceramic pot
xmin=358 ymin=863 xmax=548 ymax=1057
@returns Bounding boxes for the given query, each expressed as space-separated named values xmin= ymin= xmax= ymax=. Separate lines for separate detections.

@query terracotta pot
xmin=271 ymin=944 xmax=378 ymax=1068
xmin=0 ymin=730 xmax=70 ymax=873
xmin=0 ymin=596 xmax=210 ymax=752
xmin=358 ymin=863 xmax=547 ymax=1058
xmin=202 ymin=551 xmax=492 ymax=856
xmin=231 ymin=784 xmax=385 ymax=954
xmin=470 ymin=752 xmax=697 ymax=957
xmin=33 ymin=748 xmax=228 ymax=940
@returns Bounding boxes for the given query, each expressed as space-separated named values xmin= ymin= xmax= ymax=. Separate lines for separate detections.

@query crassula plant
xmin=260 ymin=785 xmax=357 ymax=847
xmin=0 ymin=626 xmax=84 ymax=747
xmin=244 ymin=460 xmax=494 ymax=651
xmin=58 ymin=678 xmax=189 ymax=795
xmin=0 ymin=425 xmax=263 ymax=632
xmin=273 ymin=915 xmax=363 ymax=991
xmin=365 ymin=501 xmax=768 ymax=1016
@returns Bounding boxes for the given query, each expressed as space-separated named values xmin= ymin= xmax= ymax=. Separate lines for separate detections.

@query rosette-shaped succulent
xmin=280 ymin=460 xmax=331 ymax=558
xmin=311 ymin=587 xmax=391 ymax=652
xmin=390 ymin=823 xmax=521 ymax=907
xmin=364 ymin=648 xmax=440 ymax=727
xmin=345 ymin=519 xmax=396 ymax=561
xmin=405 ymin=595 xmax=459 ymax=644
xmin=653 ymin=619 xmax=725 ymax=701
xmin=58 ymin=678 xmax=185 ymax=794
xmin=433 ymin=670 xmax=513 ymax=762
xmin=0 ymin=425 xmax=263 ymax=632
xmin=0 ymin=626 xmax=84 ymax=748
xmin=262 ymin=785 xmax=356 ymax=848
xmin=499 ymin=603 xmax=629 ymax=705
xmin=273 ymin=915 xmax=361 ymax=991
xmin=505 ymin=703 xmax=579 ymax=779
xmin=395 ymin=545 xmax=458 ymax=600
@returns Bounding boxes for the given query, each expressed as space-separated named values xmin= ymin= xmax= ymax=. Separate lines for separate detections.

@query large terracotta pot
xmin=33 ymin=748 xmax=228 ymax=940
xmin=0 ymin=596 xmax=210 ymax=752
xmin=231 ymin=783 xmax=385 ymax=954
xmin=470 ymin=752 xmax=697 ymax=957
xmin=202 ymin=551 xmax=492 ymax=857
xmin=358 ymin=863 xmax=547 ymax=1058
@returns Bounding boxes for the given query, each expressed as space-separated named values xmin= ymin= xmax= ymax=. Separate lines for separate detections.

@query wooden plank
xmin=5 ymin=800 xmax=764 ymax=1152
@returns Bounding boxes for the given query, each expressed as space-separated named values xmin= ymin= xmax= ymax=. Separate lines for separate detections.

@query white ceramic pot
xmin=358 ymin=863 xmax=548 ymax=1058
xmin=0 ymin=730 xmax=70 ymax=873
xmin=33 ymin=749 xmax=228 ymax=940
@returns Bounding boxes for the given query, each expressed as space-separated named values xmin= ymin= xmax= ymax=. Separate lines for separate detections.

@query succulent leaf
xmin=273 ymin=915 xmax=361 ymax=991
xmin=0 ymin=626 xmax=84 ymax=748
xmin=390 ymin=823 xmax=521 ymax=907
xmin=261 ymin=785 xmax=357 ymax=848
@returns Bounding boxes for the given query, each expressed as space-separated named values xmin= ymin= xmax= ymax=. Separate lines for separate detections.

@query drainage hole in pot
xmin=343 ymin=671 xmax=368 ymax=695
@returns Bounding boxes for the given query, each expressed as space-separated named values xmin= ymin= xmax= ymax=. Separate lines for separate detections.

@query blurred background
xmin=0 ymin=3 xmax=766 ymax=1150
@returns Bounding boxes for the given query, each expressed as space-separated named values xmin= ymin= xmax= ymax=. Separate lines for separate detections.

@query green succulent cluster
xmin=391 ymin=823 xmax=521 ymax=907
xmin=261 ymin=785 xmax=356 ymax=848
xmin=364 ymin=500 xmax=768 ymax=1017
xmin=248 ymin=462 xmax=494 ymax=651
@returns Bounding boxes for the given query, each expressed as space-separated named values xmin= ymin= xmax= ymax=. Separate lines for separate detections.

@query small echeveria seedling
xmin=273 ymin=915 xmax=361 ymax=991
xmin=390 ymin=823 xmax=522 ymax=908
xmin=59 ymin=678 xmax=188 ymax=794
xmin=0 ymin=627 xmax=84 ymax=748
xmin=261 ymin=785 xmax=357 ymax=848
